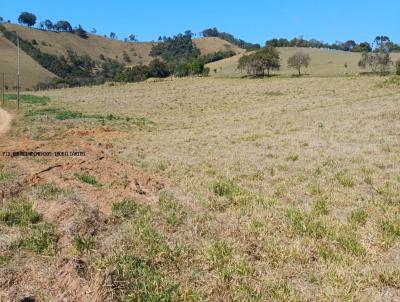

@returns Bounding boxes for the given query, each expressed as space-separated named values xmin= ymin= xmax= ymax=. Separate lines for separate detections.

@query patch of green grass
xmin=159 ymin=192 xmax=185 ymax=229
xmin=285 ymin=208 xmax=327 ymax=239
xmin=212 ymin=178 xmax=251 ymax=207
xmin=208 ymin=239 xmax=233 ymax=268
xmin=110 ymin=253 xmax=180 ymax=301
xmin=74 ymin=234 xmax=96 ymax=253
xmin=155 ymin=160 xmax=169 ymax=172
xmin=0 ymin=201 xmax=42 ymax=226
xmin=286 ymin=154 xmax=299 ymax=162
xmin=16 ymin=222 xmax=58 ymax=255
xmin=380 ymin=219 xmax=400 ymax=246
xmin=0 ymin=172 xmax=16 ymax=183
xmin=267 ymin=281 xmax=304 ymax=302
xmin=75 ymin=172 xmax=100 ymax=186
xmin=55 ymin=110 xmax=84 ymax=120
xmin=376 ymin=182 xmax=398 ymax=204
xmin=313 ymin=198 xmax=329 ymax=216
xmin=0 ymin=255 xmax=11 ymax=266
xmin=112 ymin=198 xmax=146 ymax=219
xmin=379 ymin=271 xmax=400 ymax=288
xmin=348 ymin=209 xmax=368 ymax=226
xmin=318 ymin=246 xmax=343 ymax=263
xmin=335 ymin=170 xmax=354 ymax=187
xmin=5 ymin=94 xmax=50 ymax=105
xmin=25 ymin=107 xmax=155 ymax=128
xmin=273 ymin=183 xmax=288 ymax=198
xmin=308 ymin=182 xmax=322 ymax=196
xmin=335 ymin=229 xmax=366 ymax=256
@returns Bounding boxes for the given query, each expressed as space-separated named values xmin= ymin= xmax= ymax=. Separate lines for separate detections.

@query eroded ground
xmin=1 ymin=76 xmax=400 ymax=301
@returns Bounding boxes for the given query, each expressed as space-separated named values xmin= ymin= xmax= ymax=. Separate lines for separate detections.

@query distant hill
xmin=0 ymin=23 xmax=244 ymax=89
xmin=207 ymin=47 xmax=400 ymax=77
xmin=0 ymin=31 xmax=55 ymax=90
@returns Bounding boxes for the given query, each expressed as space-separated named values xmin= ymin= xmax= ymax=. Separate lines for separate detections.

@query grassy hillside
xmin=193 ymin=37 xmax=244 ymax=55
xmin=3 ymin=24 xmax=243 ymax=66
xmin=0 ymin=32 xmax=56 ymax=90
xmin=207 ymin=47 xmax=400 ymax=77
xmin=3 ymin=23 xmax=157 ymax=66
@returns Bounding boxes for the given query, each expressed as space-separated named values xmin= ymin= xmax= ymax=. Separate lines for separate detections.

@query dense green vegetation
xmin=150 ymin=33 xmax=201 ymax=65
xmin=149 ymin=32 xmax=210 ymax=77
xmin=4 ymin=94 xmax=50 ymax=105
xmin=202 ymin=27 xmax=261 ymax=51
xmin=127 ymin=32 xmax=211 ymax=80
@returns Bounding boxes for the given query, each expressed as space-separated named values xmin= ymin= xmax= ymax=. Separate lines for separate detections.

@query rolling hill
xmin=207 ymin=47 xmax=400 ymax=77
xmin=0 ymin=23 xmax=245 ymax=89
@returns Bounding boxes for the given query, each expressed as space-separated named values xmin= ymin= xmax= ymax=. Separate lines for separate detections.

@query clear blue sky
xmin=3 ymin=0 xmax=400 ymax=44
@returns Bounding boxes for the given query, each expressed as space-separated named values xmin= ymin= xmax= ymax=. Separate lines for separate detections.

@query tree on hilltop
xmin=55 ymin=21 xmax=72 ymax=32
xmin=18 ymin=12 xmax=37 ymax=27
xmin=128 ymin=34 xmax=137 ymax=42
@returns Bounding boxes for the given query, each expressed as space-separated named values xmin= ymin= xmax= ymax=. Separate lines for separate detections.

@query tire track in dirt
xmin=0 ymin=107 xmax=12 ymax=136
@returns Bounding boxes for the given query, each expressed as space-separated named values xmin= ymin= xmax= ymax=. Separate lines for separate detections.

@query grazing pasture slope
xmin=1 ymin=75 xmax=398 ymax=300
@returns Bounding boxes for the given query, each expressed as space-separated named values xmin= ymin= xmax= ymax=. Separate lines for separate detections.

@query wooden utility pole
xmin=16 ymin=31 xmax=20 ymax=111
xmin=2 ymin=73 xmax=4 ymax=106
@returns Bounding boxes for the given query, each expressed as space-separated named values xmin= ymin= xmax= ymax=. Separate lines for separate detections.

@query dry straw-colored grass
xmin=1 ymin=75 xmax=400 ymax=301
xmin=207 ymin=47 xmax=400 ymax=77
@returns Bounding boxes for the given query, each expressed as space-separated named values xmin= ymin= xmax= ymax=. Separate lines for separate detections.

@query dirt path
xmin=0 ymin=107 xmax=12 ymax=136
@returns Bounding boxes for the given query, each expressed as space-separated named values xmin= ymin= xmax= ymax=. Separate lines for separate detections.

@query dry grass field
xmin=1 ymin=75 xmax=400 ymax=301
xmin=207 ymin=47 xmax=400 ymax=77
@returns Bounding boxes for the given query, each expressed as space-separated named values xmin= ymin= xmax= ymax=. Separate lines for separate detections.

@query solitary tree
xmin=0 ymin=16 xmax=4 ymax=23
xmin=287 ymin=52 xmax=311 ymax=76
xmin=18 ymin=12 xmax=37 ymax=27
xmin=91 ymin=28 xmax=97 ymax=34
xmin=238 ymin=46 xmax=280 ymax=76
xmin=110 ymin=32 xmax=117 ymax=39
xmin=128 ymin=34 xmax=137 ymax=42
